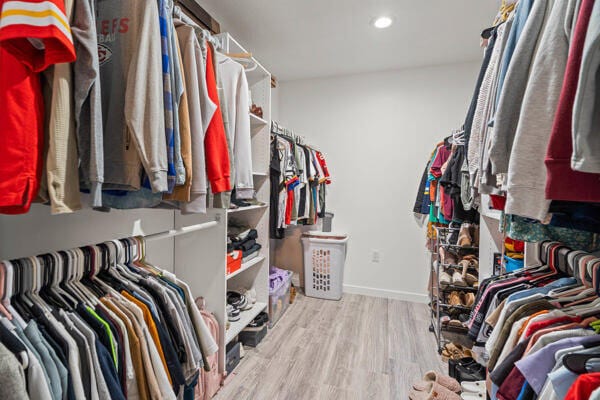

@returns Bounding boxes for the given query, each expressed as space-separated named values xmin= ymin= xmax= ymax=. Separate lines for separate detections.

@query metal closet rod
xmin=144 ymin=220 xmax=219 ymax=242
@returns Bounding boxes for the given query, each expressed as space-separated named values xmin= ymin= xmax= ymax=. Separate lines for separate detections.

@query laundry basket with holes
xmin=301 ymin=231 xmax=348 ymax=300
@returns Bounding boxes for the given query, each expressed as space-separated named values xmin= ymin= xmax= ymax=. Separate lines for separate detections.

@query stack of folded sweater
xmin=228 ymin=227 xmax=262 ymax=262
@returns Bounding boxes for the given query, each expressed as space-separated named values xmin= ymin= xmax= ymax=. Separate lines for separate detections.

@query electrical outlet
xmin=371 ymin=250 xmax=381 ymax=263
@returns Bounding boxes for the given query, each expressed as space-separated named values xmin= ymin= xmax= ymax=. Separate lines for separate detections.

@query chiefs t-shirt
xmin=0 ymin=0 xmax=75 ymax=214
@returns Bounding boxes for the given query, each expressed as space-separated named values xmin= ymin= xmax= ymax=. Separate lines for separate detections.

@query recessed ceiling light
xmin=372 ymin=16 xmax=393 ymax=29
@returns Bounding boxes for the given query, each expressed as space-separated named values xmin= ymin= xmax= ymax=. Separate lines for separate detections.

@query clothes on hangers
xmin=0 ymin=239 xmax=219 ymax=400
xmin=464 ymin=241 xmax=600 ymax=400
xmin=414 ymin=0 xmax=600 ymax=258
xmin=0 ymin=0 xmax=244 ymax=215
xmin=269 ymin=128 xmax=331 ymax=238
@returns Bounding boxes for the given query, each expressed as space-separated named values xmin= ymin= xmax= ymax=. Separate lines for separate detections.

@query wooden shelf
xmin=226 ymin=302 xmax=267 ymax=344
xmin=227 ymin=204 xmax=268 ymax=214
xmin=227 ymin=256 xmax=265 ymax=280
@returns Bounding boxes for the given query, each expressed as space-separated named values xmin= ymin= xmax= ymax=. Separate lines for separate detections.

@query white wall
xmin=278 ymin=62 xmax=480 ymax=302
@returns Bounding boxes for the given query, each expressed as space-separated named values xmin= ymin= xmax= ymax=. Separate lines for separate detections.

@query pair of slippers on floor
xmin=409 ymin=371 xmax=486 ymax=400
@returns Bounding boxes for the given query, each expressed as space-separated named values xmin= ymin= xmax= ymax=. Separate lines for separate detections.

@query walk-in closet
xmin=1 ymin=0 xmax=600 ymax=399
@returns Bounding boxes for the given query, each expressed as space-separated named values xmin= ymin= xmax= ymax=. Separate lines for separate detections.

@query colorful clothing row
xmin=0 ymin=0 xmax=255 ymax=215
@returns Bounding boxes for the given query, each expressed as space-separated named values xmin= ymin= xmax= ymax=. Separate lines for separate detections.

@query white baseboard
xmin=342 ymin=284 xmax=429 ymax=303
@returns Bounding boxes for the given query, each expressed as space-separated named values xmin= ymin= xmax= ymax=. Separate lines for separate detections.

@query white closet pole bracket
xmin=144 ymin=221 xmax=219 ymax=242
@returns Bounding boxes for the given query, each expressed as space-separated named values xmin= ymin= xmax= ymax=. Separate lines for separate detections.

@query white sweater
xmin=216 ymin=53 xmax=254 ymax=199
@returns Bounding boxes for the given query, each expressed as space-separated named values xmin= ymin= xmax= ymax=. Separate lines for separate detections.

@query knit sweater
xmin=545 ymin=0 xmax=600 ymax=203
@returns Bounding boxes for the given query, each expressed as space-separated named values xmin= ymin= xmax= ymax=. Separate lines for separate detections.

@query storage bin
xmin=301 ymin=231 xmax=348 ymax=300
xmin=225 ymin=341 xmax=241 ymax=375
xmin=239 ymin=324 xmax=268 ymax=347
xmin=268 ymin=268 xmax=292 ymax=328
xmin=226 ymin=250 xmax=242 ymax=275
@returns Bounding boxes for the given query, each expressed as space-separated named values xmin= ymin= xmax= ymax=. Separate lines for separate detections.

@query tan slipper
xmin=410 ymin=382 xmax=462 ymax=399
xmin=413 ymin=372 xmax=461 ymax=393
xmin=464 ymin=273 xmax=478 ymax=287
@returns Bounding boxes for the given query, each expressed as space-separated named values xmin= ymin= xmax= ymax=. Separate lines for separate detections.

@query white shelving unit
xmin=216 ymin=32 xmax=272 ymax=351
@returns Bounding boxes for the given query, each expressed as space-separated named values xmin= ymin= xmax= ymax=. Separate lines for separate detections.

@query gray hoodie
xmin=96 ymin=0 xmax=167 ymax=192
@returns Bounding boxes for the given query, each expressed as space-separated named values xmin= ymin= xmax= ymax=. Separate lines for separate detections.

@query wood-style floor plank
xmin=215 ymin=293 xmax=445 ymax=400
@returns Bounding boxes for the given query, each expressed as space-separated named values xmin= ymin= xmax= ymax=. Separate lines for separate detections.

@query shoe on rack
xmin=439 ymin=270 xmax=452 ymax=288
xmin=439 ymin=247 xmax=458 ymax=265
xmin=470 ymin=224 xmax=480 ymax=247
xmin=448 ymin=291 xmax=462 ymax=307
xmin=461 ymin=380 xmax=486 ymax=394
xmin=233 ymin=287 xmax=257 ymax=305
xmin=227 ymin=291 xmax=251 ymax=311
xmin=440 ymin=312 xmax=451 ymax=326
xmin=227 ymin=305 xmax=240 ymax=322
xmin=456 ymin=360 xmax=486 ymax=382
xmin=449 ymin=357 xmax=476 ymax=379
xmin=457 ymin=224 xmax=473 ymax=247
xmin=448 ymin=221 xmax=461 ymax=245
xmin=246 ymin=311 xmax=269 ymax=330
xmin=461 ymin=292 xmax=475 ymax=308
xmin=413 ymin=371 xmax=461 ymax=393
xmin=458 ymin=313 xmax=470 ymax=324
xmin=451 ymin=270 xmax=466 ymax=287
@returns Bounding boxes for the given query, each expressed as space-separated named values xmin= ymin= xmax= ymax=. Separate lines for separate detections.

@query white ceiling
xmin=200 ymin=0 xmax=500 ymax=82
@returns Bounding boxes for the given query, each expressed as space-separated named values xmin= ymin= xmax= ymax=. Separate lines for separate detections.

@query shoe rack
xmin=429 ymin=226 xmax=480 ymax=354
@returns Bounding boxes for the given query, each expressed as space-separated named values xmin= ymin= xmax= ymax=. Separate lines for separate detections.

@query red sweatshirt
xmin=204 ymin=42 xmax=231 ymax=194
xmin=545 ymin=0 xmax=600 ymax=202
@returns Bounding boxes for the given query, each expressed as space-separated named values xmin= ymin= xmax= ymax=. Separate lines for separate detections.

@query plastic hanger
xmin=38 ymin=254 xmax=71 ymax=310
xmin=49 ymin=252 xmax=77 ymax=309
xmin=2 ymin=261 xmax=27 ymax=328
xmin=564 ymin=353 xmax=600 ymax=374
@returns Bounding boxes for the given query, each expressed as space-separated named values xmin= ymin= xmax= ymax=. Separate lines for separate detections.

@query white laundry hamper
xmin=301 ymin=231 xmax=348 ymax=300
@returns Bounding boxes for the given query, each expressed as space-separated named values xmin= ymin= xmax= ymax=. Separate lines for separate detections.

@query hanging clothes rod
xmin=144 ymin=221 xmax=219 ymax=242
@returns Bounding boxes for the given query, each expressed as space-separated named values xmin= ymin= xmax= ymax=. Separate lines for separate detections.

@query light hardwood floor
xmin=215 ymin=293 xmax=446 ymax=400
